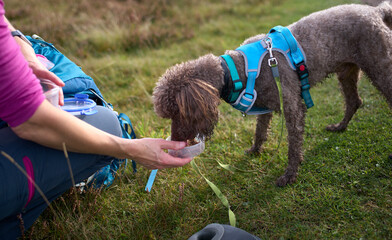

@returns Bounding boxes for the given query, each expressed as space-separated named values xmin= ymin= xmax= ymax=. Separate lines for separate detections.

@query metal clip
xmin=263 ymin=37 xmax=272 ymax=49
xmin=268 ymin=58 xmax=278 ymax=66
xmin=264 ymin=37 xmax=278 ymax=66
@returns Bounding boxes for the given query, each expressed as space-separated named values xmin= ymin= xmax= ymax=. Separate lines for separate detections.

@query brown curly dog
xmin=152 ymin=2 xmax=392 ymax=186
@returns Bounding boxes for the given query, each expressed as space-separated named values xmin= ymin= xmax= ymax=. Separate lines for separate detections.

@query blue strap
xmin=118 ymin=113 xmax=137 ymax=172
xmin=234 ymin=41 xmax=265 ymax=113
xmin=245 ymin=106 xmax=273 ymax=115
xmin=145 ymin=169 xmax=158 ymax=192
xmin=220 ymin=55 xmax=243 ymax=103
xmin=236 ymin=40 xmax=264 ymax=78
xmin=300 ymin=79 xmax=313 ymax=108
xmin=118 ymin=113 xmax=136 ymax=139
xmin=271 ymin=27 xmax=297 ymax=52
xmin=270 ymin=26 xmax=314 ymax=109
xmin=220 ymin=55 xmax=240 ymax=82
xmin=238 ymin=72 xmax=257 ymax=111
xmin=270 ymin=26 xmax=302 ymax=64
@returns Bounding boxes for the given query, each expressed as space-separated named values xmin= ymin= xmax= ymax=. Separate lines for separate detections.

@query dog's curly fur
xmin=153 ymin=2 xmax=392 ymax=186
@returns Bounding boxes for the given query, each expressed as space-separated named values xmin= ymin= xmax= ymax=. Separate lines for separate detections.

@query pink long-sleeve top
xmin=0 ymin=0 xmax=45 ymax=127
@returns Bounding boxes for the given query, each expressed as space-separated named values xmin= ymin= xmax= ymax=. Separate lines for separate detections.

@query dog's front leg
xmin=276 ymin=97 xmax=306 ymax=187
xmin=246 ymin=113 xmax=273 ymax=155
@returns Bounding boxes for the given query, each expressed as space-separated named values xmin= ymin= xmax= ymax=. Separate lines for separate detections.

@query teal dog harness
xmin=220 ymin=26 xmax=314 ymax=115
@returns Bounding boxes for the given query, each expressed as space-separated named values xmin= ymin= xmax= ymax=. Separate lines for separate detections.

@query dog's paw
xmin=325 ymin=123 xmax=347 ymax=132
xmin=276 ymin=174 xmax=297 ymax=187
xmin=245 ymin=146 xmax=261 ymax=156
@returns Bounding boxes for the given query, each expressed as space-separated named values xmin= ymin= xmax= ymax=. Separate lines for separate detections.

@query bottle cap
xmin=61 ymin=94 xmax=97 ymax=115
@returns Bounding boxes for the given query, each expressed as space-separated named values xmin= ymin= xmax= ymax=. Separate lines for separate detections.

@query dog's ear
xmin=175 ymin=79 xmax=221 ymax=139
xmin=153 ymin=80 xmax=180 ymax=119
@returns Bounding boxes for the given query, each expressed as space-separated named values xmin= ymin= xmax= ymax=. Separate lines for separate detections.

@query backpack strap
xmin=118 ymin=113 xmax=137 ymax=173
xmin=88 ymin=88 xmax=112 ymax=108
xmin=145 ymin=169 xmax=158 ymax=192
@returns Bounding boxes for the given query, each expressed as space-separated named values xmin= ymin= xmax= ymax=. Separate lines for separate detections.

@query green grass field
xmin=6 ymin=0 xmax=392 ymax=239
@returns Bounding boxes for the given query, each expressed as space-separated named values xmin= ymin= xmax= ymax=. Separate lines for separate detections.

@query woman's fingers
xmin=160 ymin=139 xmax=187 ymax=150
xmin=159 ymin=152 xmax=192 ymax=168
xmin=131 ymin=138 xmax=192 ymax=169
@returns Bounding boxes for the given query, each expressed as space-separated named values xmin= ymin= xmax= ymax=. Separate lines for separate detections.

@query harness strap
xmin=270 ymin=26 xmax=300 ymax=62
xmin=237 ymin=71 xmax=257 ymax=112
xmin=220 ymin=55 xmax=243 ymax=103
xmin=269 ymin=63 xmax=285 ymax=148
xmin=234 ymin=41 xmax=263 ymax=113
xmin=230 ymin=42 xmax=259 ymax=114
xmin=269 ymin=26 xmax=314 ymax=108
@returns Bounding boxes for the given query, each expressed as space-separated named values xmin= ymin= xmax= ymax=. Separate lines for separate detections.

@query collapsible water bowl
xmin=61 ymin=94 xmax=98 ymax=116
xmin=40 ymin=79 xmax=59 ymax=107
xmin=166 ymin=136 xmax=205 ymax=158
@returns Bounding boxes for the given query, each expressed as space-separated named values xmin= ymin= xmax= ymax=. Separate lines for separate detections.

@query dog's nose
xmin=171 ymin=120 xmax=188 ymax=141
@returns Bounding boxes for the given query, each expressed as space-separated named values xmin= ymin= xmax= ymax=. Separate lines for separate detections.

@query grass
xmin=6 ymin=0 xmax=392 ymax=239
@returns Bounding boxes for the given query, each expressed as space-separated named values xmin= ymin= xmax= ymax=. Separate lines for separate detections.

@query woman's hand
xmin=28 ymin=60 xmax=65 ymax=106
xmin=123 ymin=138 xmax=192 ymax=169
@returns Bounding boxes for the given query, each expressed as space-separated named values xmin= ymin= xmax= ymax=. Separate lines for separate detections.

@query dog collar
xmin=220 ymin=55 xmax=243 ymax=103
xmin=219 ymin=57 xmax=231 ymax=102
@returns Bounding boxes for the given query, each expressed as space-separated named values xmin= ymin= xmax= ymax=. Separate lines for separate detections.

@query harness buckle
xmin=268 ymin=57 xmax=278 ymax=66
xmin=232 ymin=79 xmax=243 ymax=92
xmin=294 ymin=61 xmax=309 ymax=80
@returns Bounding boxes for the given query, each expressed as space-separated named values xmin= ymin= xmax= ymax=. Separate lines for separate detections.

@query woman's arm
xmin=12 ymin=100 xmax=192 ymax=169
xmin=4 ymin=16 xmax=64 ymax=105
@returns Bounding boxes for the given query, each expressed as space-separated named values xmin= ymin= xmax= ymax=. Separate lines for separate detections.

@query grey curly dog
xmin=153 ymin=2 xmax=392 ymax=186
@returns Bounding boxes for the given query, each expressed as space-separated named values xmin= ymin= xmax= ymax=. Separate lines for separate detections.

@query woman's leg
xmin=0 ymin=106 xmax=123 ymax=239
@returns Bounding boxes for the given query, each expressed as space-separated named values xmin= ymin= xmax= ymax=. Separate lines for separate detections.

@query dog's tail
xmin=377 ymin=1 xmax=392 ymax=29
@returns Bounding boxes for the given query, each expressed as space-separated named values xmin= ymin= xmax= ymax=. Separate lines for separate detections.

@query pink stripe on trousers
xmin=22 ymin=156 xmax=35 ymax=207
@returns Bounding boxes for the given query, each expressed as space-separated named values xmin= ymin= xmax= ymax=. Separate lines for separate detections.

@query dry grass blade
xmin=62 ymin=143 xmax=88 ymax=238
xmin=63 ymin=142 xmax=76 ymax=187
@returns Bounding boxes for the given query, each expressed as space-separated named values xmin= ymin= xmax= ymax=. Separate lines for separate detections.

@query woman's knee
xmin=76 ymin=106 xmax=122 ymax=137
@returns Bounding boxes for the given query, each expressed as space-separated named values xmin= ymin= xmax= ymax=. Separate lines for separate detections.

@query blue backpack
xmin=26 ymin=35 xmax=137 ymax=189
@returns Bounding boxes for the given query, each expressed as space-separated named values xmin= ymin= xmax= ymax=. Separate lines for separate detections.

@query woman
xmin=0 ymin=1 xmax=191 ymax=238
